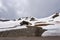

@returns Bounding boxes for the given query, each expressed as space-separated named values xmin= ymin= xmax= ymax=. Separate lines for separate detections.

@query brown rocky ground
xmin=0 ymin=26 xmax=59 ymax=40
xmin=0 ymin=37 xmax=60 ymax=40
xmin=0 ymin=26 xmax=46 ymax=37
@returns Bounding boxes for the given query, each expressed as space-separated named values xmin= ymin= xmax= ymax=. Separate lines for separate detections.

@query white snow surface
xmin=0 ymin=20 xmax=27 ymax=32
xmin=41 ymin=13 xmax=60 ymax=36
xmin=0 ymin=13 xmax=60 ymax=36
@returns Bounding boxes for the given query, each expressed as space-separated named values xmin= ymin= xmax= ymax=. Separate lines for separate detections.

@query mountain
xmin=40 ymin=13 xmax=60 ymax=36
xmin=0 ymin=13 xmax=60 ymax=36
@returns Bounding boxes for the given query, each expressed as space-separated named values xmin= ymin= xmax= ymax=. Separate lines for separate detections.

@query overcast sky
xmin=0 ymin=0 xmax=60 ymax=19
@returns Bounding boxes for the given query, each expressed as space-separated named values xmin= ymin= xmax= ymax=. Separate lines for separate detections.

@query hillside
xmin=0 ymin=13 xmax=60 ymax=37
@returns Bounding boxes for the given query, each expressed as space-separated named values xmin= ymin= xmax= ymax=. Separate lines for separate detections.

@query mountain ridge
xmin=0 ymin=13 xmax=60 ymax=36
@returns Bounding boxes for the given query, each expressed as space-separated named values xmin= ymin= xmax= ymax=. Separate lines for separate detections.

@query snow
xmin=0 ymin=20 xmax=27 ymax=32
xmin=54 ymin=16 xmax=60 ymax=21
xmin=0 ymin=26 xmax=27 ymax=32
xmin=42 ymin=23 xmax=60 ymax=36
xmin=41 ymin=13 xmax=60 ymax=36
xmin=0 ymin=13 xmax=60 ymax=36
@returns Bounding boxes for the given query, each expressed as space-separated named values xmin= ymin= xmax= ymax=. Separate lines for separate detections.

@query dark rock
xmin=0 ymin=26 xmax=47 ymax=37
xmin=20 ymin=21 xmax=30 ymax=26
xmin=0 ymin=19 xmax=10 ymax=22
xmin=18 ymin=18 xmax=21 ymax=20
xmin=25 ymin=17 xmax=28 ymax=20
xmin=52 ymin=13 xmax=59 ymax=19
xmin=30 ymin=17 xmax=36 ymax=21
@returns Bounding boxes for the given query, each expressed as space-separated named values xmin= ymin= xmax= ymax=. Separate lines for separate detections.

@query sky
xmin=0 ymin=0 xmax=60 ymax=19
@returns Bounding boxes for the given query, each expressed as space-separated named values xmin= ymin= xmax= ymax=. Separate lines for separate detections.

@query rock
xmin=0 ymin=26 xmax=47 ymax=37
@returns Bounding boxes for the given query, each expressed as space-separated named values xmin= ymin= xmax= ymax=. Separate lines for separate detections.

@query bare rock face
xmin=18 ymin=18 xmax=21 ymax=20
xmin=0 ymin=26 xmax=47 ymax=37
xmin=0 ymin=19 xmax=10 ymax=22
xmin=52 ymin=13 xmax=59 ymax=19
xmin=20 ymin=21 xmax=31 ymax=26
xmin=30 ymin=17 xmax=36 ymax=21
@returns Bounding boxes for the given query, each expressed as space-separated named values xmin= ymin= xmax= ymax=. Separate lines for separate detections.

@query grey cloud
xmin=0 ymin=0 xmax=60 ymax=19
xmin=29 ymin=0 xmax=60 ymax=18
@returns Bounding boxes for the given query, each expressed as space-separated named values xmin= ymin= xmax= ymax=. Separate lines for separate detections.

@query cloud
xmin=29 ymin=0 xmax=60 ymax=18
xmin=0 ymin=0 xmax=31 ymax=19
xmin=0 ymin=0 xmax=60 ymax=19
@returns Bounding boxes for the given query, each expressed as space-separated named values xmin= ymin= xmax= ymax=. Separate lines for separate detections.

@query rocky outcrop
xmin=0 ymin=26 xmax=46 ymax=37
xmin=52 ymin=13 xmax=59 ymax=19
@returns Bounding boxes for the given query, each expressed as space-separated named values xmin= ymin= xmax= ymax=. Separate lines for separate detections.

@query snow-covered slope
xmin=41 ymin=13 xmax=60 ymax=36
xmin=0 ymin=17 xmax=37 ymax=32
xmin=0 ymin=20 xmax=27 ymax=32
xmin=0 ymin=13 xmax=60 ymax=36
